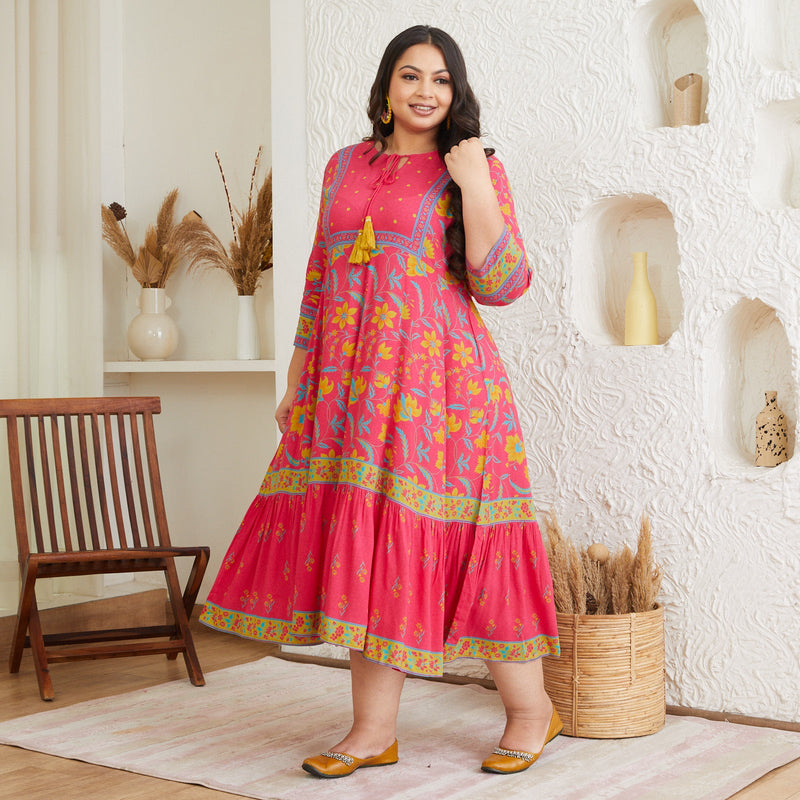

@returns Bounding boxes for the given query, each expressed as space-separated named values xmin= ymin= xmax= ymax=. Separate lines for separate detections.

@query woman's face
xmin=386 ymin=43 xmax=453 ymax=143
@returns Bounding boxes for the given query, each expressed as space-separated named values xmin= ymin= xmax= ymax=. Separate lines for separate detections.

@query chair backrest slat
xmin=22 ymin=418 xmax=45 ymax=553
xmin=63 ymin=415 xmax=87 ymax=550
xmin=35 ymin=417 xmax=61 ymax=553
xmin=143 ymin=411 xmax=171 ymax=547
xmin=4 ymin=416 xmax=30 ymax=561
xmin=129 ymin=414 xmax=155 ymax=547
xmin=103 ymin=413 xmax=127 ymax=549
xmin=89 ymin=413 xmax=114 ymax=549
xmin=49 ymin=414 xmax=73 ymax=552
xmin=77 ymin=414 xmax=101 ymax=550
xmin=117 ymin=413 xmax=142 ymax=548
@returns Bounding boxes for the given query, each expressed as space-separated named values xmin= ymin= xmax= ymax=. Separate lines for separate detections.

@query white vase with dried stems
xmin=171 ymin=148 xmax=273 ymax=360
xmin=101 ymin=191 xmax=182 ymax=361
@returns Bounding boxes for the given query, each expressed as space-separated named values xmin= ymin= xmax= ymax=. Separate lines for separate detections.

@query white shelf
xmin=104 ymin=359 xmax=277 ymax=373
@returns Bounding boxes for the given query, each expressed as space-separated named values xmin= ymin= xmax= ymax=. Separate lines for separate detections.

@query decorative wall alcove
xmin=751 ymin=99 xmax=800 ymax=209
xmin=704 ymin=298 xmax=796 ymax=472
xmin=748 ymin=0 xmax=800 ymax=73
xmin=572 ymin=194 xmax=683 ymax=347
xmin=631 ymin=0 xmax=710 ymax=129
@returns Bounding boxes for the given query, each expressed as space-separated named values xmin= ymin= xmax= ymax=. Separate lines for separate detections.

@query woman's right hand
xmin=275 ymin=388 xmax=295 ymax=433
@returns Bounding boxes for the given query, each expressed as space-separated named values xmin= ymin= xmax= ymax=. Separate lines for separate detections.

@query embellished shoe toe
xmin=302 ymin=739 xmax=398 ymax=778
xmin=481 ymin=706 xmax=563 ymax=774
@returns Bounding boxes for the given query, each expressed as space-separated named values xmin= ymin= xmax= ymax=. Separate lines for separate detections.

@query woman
xmin=200 ymin=25 xmax=561 ymax=778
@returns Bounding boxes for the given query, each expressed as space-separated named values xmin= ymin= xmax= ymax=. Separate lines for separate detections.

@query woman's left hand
xmin=444 ymin=137 xmax=491 ymax=192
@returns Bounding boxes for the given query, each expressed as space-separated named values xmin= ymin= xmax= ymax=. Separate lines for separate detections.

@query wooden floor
xmin=1 ymin=621 xmax=798 ymax=800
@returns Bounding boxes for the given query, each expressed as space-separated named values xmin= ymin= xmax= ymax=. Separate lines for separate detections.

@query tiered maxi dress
xmin=200 ymin=141 xmax=560 ymax=676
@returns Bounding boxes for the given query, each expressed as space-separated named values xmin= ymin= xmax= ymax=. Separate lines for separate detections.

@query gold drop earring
xmin=380 ymin=96 xmax=392 ymax=125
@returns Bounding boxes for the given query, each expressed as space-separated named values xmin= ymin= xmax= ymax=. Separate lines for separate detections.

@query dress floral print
xmin=200 ymin=142 xmax=559 ymax=676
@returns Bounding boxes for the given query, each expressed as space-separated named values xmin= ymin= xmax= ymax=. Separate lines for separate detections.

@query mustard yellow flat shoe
xmin=481 ymin=706 xmax=563 ymax=774
xmin=302 ymin=739 xmax=398 ymax=778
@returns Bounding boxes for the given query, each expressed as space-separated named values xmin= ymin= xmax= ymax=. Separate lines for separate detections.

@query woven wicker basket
xmin=542 ymin=604 xmax=665 ymax=738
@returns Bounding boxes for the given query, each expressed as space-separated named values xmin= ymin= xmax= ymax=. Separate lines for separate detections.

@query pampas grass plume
xmin=631 ymin=514 xmax=663 ymax=612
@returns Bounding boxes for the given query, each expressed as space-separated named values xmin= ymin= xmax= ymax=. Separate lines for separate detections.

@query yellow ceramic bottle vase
xmin=624 ymin=251 xmax=658 ymax=346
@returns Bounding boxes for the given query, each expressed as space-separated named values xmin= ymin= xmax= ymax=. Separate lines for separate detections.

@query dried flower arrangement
xmin=543 ymin=510 xmax=663 ymax=615
xmin=101 ymin=190 xmax=182 ymax=288
xmin=169 ymin=147 xmax=273 ymax=296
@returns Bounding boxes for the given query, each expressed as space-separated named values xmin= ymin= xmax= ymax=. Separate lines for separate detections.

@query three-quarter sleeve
xmin=293 ymin=158 xmax=336 ymax=350
xmin=464 ymin=157 xmax=531 ymax=307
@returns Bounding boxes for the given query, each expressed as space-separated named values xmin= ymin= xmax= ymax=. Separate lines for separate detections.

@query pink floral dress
xmin=200 ymin=141 xmax=559 ymax=676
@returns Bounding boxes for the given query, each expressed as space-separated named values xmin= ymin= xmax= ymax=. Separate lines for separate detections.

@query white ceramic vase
xmin=236 ymin=294 xmax=260 ymax=360
xmin=127 ymin=287 xmax=179 ymax=361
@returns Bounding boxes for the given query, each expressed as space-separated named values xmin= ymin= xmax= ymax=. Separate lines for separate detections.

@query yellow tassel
xmin=349 ymin=215 xmax=376 ymax=264
xmin=362 ymin=216 xmax=376 ymax=250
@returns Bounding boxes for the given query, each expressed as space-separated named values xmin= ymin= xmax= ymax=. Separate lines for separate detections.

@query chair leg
xmin=181 ymin=548 xmax=209 ymax=620
xmin=164 ymin=560 xmax=204 ymax=686
xmin=10 ymin=561 xmax=54 ymax=699
xmin=27 ymin=602 xmax=55 ymax=701
xmin=8 ymin=562 xmax=35 ymax=674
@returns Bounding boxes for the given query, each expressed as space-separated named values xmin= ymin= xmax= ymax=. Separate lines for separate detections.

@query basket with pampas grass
xmin=169 ymin=147 xmax=273 ymax=359
xmin=541 ymin=510 xmax=666 ymax=739
xmin=101 ymin=190 xmax=183 ymax=361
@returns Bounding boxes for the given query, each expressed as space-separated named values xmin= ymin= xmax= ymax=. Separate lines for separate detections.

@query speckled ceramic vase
xmin=755 ymin=391 xmax=788 ymax=467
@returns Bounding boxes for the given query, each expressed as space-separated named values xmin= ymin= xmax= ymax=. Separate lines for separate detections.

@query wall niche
xmin=751 ymin=99 xmax=800 ymax=209
xmin=748 ymin=0 xmax=800 ymax=73
xmin=631 ymin=0 xmax=710 ymax=129
xmin=704 ymin=298 xmax=796 ymax=472
xmin=572 ymin=194 xmax=683 ymax=347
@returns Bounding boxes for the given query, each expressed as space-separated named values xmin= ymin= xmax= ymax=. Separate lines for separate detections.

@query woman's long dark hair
xmin=364 ymin=25 xmax=493 ymax=284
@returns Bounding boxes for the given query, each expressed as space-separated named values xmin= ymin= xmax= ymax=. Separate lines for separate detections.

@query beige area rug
xmin=1 ymin=658 xmax=799 ymax=800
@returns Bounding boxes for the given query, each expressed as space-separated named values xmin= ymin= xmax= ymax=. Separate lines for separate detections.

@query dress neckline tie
xmin=349 ymin=154 xmax=403 ymax=265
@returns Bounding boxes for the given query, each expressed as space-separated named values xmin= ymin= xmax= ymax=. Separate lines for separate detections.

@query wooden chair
xmin=0 ymin=396 xmax=209 ymax=700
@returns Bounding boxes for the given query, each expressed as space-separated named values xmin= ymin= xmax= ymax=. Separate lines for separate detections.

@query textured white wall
xmin=301 ymin=0 xmax=800 ymax=722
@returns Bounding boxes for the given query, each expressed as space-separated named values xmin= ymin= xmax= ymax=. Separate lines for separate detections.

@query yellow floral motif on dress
xmin=289 ymin=404 xmax=306 ymax=434
xmin=453 ymin=341 xmax=474 ymax=366
xmin=422 ymin=330 xmax=442 ymax=356
xmin=371 ymin=302 xmax=396 ymax=330
xmin=349 ymin=376 xmax=367 ymax=403
xmin=505 ymin=435 xmax=526 ymax=464
xmin=406 ymin=255 xmax=433 ymax=277
xmin=332 ymin=302 xmax=357 ymax=330
xmin=393 ymin=393 xmax=423 ymax=422
xmin=435 ymin=196 xmax=451 ymax=217
xmin=377 ymin=342 xmax=393 ymax=360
